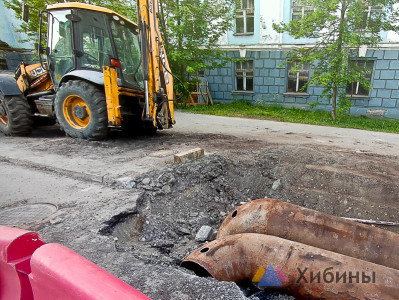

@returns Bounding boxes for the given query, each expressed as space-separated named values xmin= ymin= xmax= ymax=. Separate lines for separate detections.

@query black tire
xmin=55 ymin=80 xmax=108 ymax=140
xmin=0 ymin=94 xmax=33 ymax=136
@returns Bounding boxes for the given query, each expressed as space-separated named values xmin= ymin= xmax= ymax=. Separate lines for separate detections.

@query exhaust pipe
xmin=182 ymin=233 xmax=399 ymax=299
xmin=217 ymin=199 xmax=399 ymax=270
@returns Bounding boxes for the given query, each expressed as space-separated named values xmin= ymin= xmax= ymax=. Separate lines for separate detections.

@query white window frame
xmin=291 ymin=0 xmax=313 ymax=20
xmin=346 ymin=60 xmax=374 ymax=97
xmin=235 ymin=60 xmax=253 ymax=91
xmin=236 ymin=0 xmax=254 ymax=34
xmin=287 ymin=61 xmax=310 ymax=93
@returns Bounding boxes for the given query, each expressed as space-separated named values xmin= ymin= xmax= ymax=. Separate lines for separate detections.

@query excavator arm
xmin=136 ymin=0 xmax=175 ymax=128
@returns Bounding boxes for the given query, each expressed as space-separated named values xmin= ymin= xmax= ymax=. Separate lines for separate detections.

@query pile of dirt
xmin=98 ymin=145 xmax=398 ymax=298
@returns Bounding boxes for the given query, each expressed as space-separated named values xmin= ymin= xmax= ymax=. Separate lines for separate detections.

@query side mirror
xmin=22 ymin=3 xmax=29 ymax=22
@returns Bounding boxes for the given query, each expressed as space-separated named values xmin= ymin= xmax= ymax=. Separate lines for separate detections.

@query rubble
xmin=195 ymin=225 xmax=214 ymax=242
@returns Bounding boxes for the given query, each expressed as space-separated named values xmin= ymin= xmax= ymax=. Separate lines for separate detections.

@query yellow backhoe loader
xmin=0 ymin=1 xmax=174 ymax=140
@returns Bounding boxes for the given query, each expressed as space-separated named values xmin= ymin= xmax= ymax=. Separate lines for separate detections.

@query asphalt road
xmin=173 ymin=111 xmax=399 ymax=157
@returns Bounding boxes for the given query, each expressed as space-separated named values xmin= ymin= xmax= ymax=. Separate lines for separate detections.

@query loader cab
xmin=46 ymin=4 xmax=143 ymax=89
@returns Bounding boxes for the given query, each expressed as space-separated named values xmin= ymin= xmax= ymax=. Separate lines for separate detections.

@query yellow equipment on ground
xmin=0 ymin=1 xmax=175 ymax=140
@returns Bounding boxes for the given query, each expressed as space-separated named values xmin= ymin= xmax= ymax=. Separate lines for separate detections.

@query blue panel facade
xmin=205 ymin=49 xmax=399 ymax=119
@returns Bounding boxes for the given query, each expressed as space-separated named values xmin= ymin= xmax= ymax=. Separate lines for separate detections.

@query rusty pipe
xmin=182 ymin=233 xmax=399 ymax=299
xmin=217 ymin=198 xmax=399 ymax=270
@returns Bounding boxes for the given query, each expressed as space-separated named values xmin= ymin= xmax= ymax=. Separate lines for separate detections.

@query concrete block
xmin=219 ymin=84 xmax=228 ymax=91
xmin=224 ymin=92 xmax=232 ymax=99
xmin=255 ymin=77 xmax=263 ymax=86
xmin=284 ymin=96 xmax=296 ymax=103
xmin=260 ymin=51 xmax=270 ymax=59
xmin=279 ymin=86 xmax=285 ymax=93
xmin=389 ymin=60 xmax=399 ymax=70
xmin=214 ymin=76 xmax=223 ymax=84
xmin=270 ymin=51 xmax=280 ymax=59
xmin=269 ymin=86 xmax=278 ymax=93
xmin=209 ymin=83 xmax=218 ymax=91
xmin=370 ymin=89 xmax=378 ymax=97
xmin=221 ymin=68 xmax=228 ymax=76
xmin=372 ymin=50 xmax=384 ymax=59
xmin=174 ymin=148 xmax=205 ymax=163
xmin=368 ymin=98 xmax=382 ymax=107
xmin=384 ymin=50 xmax=399 ymax=60
xmin=259 ymin=86 xmax=269 ymax=94
xmin=377 ymin=89 xmax=391 ymax=98
xmin=386 ymin=80 xmax=399 ymax=89
xmin=215 ymin=92 xmax=224 ymax=99
xmin=260 ymin=68 xmax=269 ymax=77
xmin=373 ymin=70 xmax=381 ymax=80
xmin=391 ymin=90 xmax=399 ymax=99
xmin=384 ymin=109 xmax=399 ymax=119
xmin=275 ymin=78 xmax=285 ymax=86
xmin=350 ymin=107 xmax=368 ymax=116
xmin=209 ymin=68 xmax=219 ymax=76
xmin=296 ymin=97 xmax=308 ymax=104
xmin=382 ymin=99 xmax=397 ymax=108
xmin=207 ymin=76 xmax=215 ymax=84
xmin=353 ymin=99 xmax=368 ymax=107
xmin=366 ymin=109 xmax=386 ymax=118
xmin=255 ymin=60 xmax=264 ymax=68
xmin=264 ymin=77 xmax=274 ymax=85
xmin=395 ymin=71 xmax=399 ymax=80
xmin=380 ymin=70 xmax=395 ymax=80
xmin=376 ymin=60 xmax=390 ymax=70
xmin=264 ymin=60 xmax=276 ymax=68
xmin=269 ymin=69 xmax=279 ymax=77
xmin=373 ymin=80 xmax=385 ymax=88
xmin=313 ymin=87 xmax=324 ymax=96
xmin=195 ymin=225 xmax=215 ymax=242
xmin=223 ymin=76 xmax=232 ymax=84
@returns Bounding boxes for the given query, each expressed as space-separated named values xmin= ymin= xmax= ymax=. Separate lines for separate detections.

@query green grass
xmin=176 ymin=100 xmax=399 ymax=133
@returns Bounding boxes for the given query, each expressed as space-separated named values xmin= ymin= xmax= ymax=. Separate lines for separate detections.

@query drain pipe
xmin=217 ymin=198 xmax=399 ymax=270
xmin=182 ymin=233 xmax=399 ymax=299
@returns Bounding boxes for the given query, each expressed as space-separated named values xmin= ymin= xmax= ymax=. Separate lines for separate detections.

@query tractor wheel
xmin=0 ymin=94 xmax=33 ymax=136
xmin=55 ymin=80 xmax=108 ymax=140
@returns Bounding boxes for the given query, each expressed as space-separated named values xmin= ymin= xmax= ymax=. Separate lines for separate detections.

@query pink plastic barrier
xmin=0 ymin=226 xmax=45 ymax=300
xmin=29 ymin=243 xmax=151 ymax=300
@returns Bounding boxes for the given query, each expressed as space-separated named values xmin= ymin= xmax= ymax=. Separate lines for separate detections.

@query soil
xmin=0 ymin=113 xmax=398 ymax=299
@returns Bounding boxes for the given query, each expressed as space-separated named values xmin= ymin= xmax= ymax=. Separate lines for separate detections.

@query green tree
xmin=158 ymin=0 xmax=238 ymax=94
xmin=273 ymin=0 xmax=399 ymax=120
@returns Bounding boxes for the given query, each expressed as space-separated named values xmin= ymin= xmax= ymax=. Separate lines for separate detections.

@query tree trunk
xmin=331 ymin=86 xmax=337 ymax=120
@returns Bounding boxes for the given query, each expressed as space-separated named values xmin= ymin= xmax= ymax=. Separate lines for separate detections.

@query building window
xmin=357 ymin=6 xmax=383 ymax=30
xmin=346 ymin=60 xmax=374 ymax=96
xmin=292 ymin=0 xmax=313 ymax=20
xmin=236 ymin=0 xmax=254 ymax=34
xmin=235 ymin=60 xmax=253 ymax=91
xmin=287 ymin=62 xmax=310 ymax=93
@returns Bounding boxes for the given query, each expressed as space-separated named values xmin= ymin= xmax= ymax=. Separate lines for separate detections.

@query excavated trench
xmin=100 ymin=146 xmax=399 ymax=299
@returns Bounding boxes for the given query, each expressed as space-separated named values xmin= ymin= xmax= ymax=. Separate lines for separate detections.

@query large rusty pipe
xmin=217 ymin=198 xmax=399 ymax=270
xmin=182 ymin=233 xmax=399 ymax=299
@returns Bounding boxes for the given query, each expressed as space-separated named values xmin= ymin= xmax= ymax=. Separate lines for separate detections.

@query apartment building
xmin=204 ymin=0 xmax=399 ymax=119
